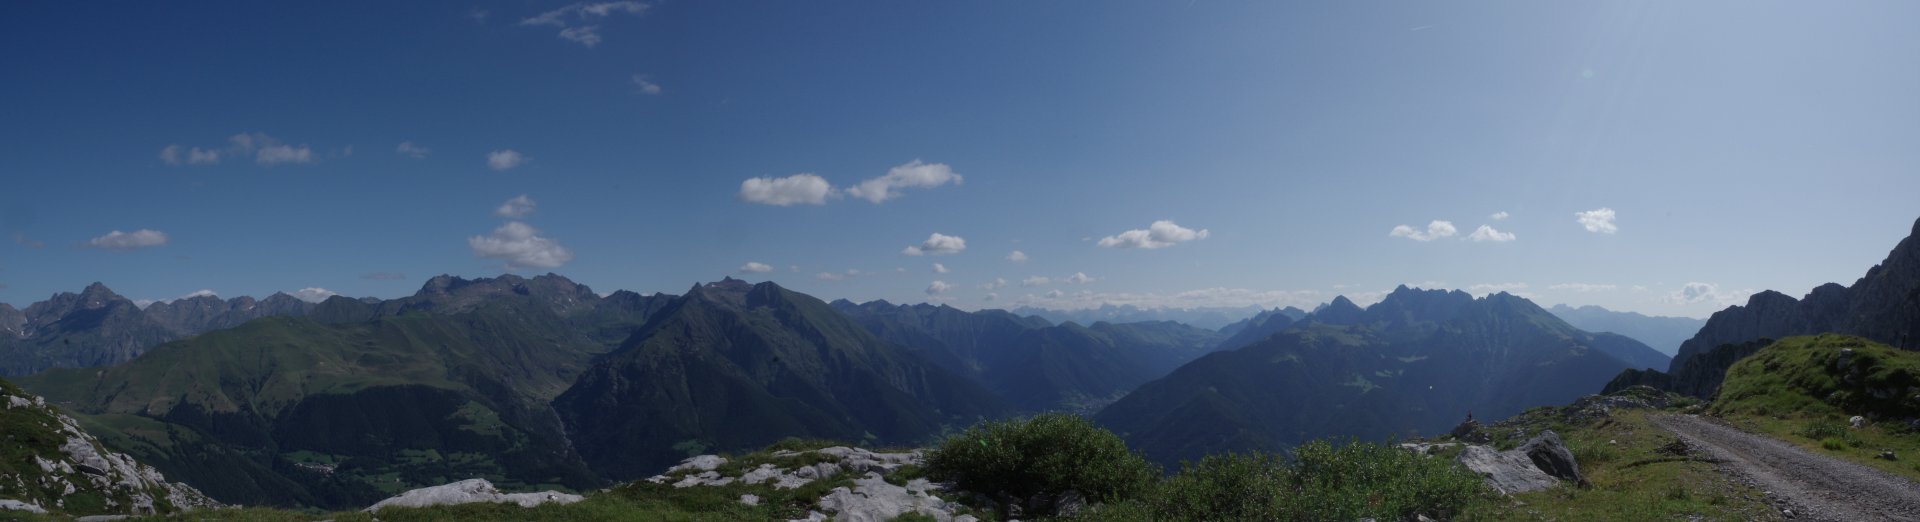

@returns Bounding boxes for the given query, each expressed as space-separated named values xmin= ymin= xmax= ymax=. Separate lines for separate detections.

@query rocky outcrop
xmin=1670 ymin=217 xmax=1920 ymax=376
xmin=1455 ymin=430 xmax=1583 ymax=494
xmin=0 ymin=379 xmax=216 ymax=517
xmin=648 ymin=446 xmax=980 ymax=522
xmin=1607 ymin=339 xmax=1774 ymax=399
xmin=363 ymin=478 xmax=583 ymax=512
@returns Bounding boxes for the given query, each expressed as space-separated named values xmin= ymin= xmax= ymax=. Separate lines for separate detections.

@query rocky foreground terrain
xmin=0 ymin=381 xmax=216 ymax=517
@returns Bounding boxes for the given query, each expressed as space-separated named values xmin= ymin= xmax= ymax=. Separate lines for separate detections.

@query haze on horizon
xmin=4 ymin=1 xmax=1919 ymax=319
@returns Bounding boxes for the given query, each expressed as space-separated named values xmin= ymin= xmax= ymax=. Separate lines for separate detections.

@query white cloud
xmin=521 ymin=1 xmax=649 ymax=48
xmin=223 ymin=132 xmax=313 ymax=165
xmin=1466 ymin=282 xmax=1528 ymax=295
xmin=739 ymin=262 xmax=773 ymax=274
xmin=982 ymin=277 xmax=1008 ymax=290
xmin=1389 ymin=220 xmax=1457 ymax=241
xmin=1043 ymin=290 xmax=1065 ymax=299
xmin=1549 ymin=283 xmax=1617 ymax=292
xmin=739 ymin=173 xmax=833 ymax=206
xmin=902 ymin=233 xmax=965 ymax=256
xmin=1022 ymin=276 xmax=1051 ymax=287
xmin=1065 ymin=272 xmax=1095 ymax=284
xmin=256 ymin=144 xmax=313 ymax=165
xmin=487 ymin=150 xmax=527 ymax=171
xmin=1098 ymin=220 xmax=1211 ymax=249
xmin=815 ymin=269 xmax=860 ymax=282
xmin=397 ymin=141 xmax=431 ymax=158
xmin=1490 ymin=211 xmax=1509 ymax=220
xmin=494 ymin=195 xmax=537 ymax=218
xmin=1663 ymin=282 xmax=1753 ymax=306
xmin=926 ymin=280 xmax=952 ymax=295
xmin=846 ymin=160 xmax=962 ymax=204
xmin=161 ymin=145 xmax=220 ymax=165
xmin=1467 ymin=224 xmax=1516 ymax=242
xmin=1006 ymin=250 xmax=1028 ymax=263
xmin=632 ymin=74 xmax=662 ymax=95
xmin=468 ymin=221 xmax=573 ymax=269
xmin=189 ymin=147 xmax=219 ymax=165
xmin=290 ymin=287 xmax=338 ymax=303
xmin=181 ymin=289 xmax=217 ymax=299
xmin=983 ymin=292 xmax=998 ymax=301
xmin=932 ymin=263 xmax=950 ymax=274
xmin=560 ymin=26 xmax=603 ymax=46
xmin=1576 ymin=207 xmax=1617 ymax=234
xmin=87 ymin=229 xmax=169 ymax=250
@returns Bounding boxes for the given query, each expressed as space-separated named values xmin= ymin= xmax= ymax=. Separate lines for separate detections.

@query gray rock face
xmin=364 ymin=478 xmax=583 ymax=512
xmin=648 ymin=446 xmax=978 ymax=522
xmin=0 ymin=383 xmax=217 ymax=516
xmin=1669 ymin=217 xmax=1920 ymax=377
xmin=1518 ymin=431 xmax=1584 ymax=485
xmin=1456 ymin=431 xmax=1584 ymax=494
xmin=810 ymin=473 xmax=978 ymax=522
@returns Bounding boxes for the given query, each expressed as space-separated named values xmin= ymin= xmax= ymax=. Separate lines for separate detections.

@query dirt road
xmin=1654 ymin=414 xmax=1920 ymax=521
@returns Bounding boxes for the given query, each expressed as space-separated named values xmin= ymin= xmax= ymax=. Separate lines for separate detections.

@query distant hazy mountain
xmin=1094 ymin=287 xmax=1663 ymax=466
xmin=1547 ymin=304 xmax=1703 ymax=357
xmin=142 ymin=292 xmax=316 ymax=336
xmin=554 ymin=279 xmax=1009 ymax=481
xmin=834 ymin=300 xmax=1225 ymax=412
xmin=1010 ymin=304 xmax=1264 ymax=330
xmin=15 ymin=273 xmax=671 ymax=509
xmin=0 ymin=283 xmax=180 ymax=376
xmin=1213 ymin=307 xmax=1306 ymax=351
xmin=1216 ymin=306 xmax=1307 ymax=338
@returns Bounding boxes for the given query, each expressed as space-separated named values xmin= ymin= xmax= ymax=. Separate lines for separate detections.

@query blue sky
xmin=3 ymin=1 xmax=1918 ymax=318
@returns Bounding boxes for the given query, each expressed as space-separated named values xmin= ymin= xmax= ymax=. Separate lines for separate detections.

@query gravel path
xmin=1653 ymin=414 xmax=1920 ymax=521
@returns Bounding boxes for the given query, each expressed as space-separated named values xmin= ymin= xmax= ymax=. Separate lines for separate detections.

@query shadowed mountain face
xmin=1547 ymin=304 xmax=1704 ymax=357
xmin=1010 ymin=304 xmax=1265 ymax=331
xmin=554 ymin=279 xmax=1010 ymax=481
xmin=0 ymin=284 xmax=179 ymax=376
xmin=1669 ymin=217 xmax=1920 ymax=375
xmin=832 ymin=300 xmax=1226 ymax=412
xmin=13 ymin=273 xmax=673 ymax=510
xmin=1094 ymin=287 xmax=1660 ymax=466
xmin=141 ymin=293 xmax=316 ymax=337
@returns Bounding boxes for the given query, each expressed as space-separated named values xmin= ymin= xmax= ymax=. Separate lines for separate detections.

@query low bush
xmin=924 ymin=413 xmax=1157 ymax=519
xmin=1068 ymin=439 xmax=1490 ymax=521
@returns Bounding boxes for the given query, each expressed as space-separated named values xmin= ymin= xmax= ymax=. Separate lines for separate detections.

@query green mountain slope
xmin=1095 ymin=287 xmax=1655 ymax=466
xmin=554 ymin=279 xmax=1009 ymax=480
xmin=16 ymin=298 xmax=609 ymax=509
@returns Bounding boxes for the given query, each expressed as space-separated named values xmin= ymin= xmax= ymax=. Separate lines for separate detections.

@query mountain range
xmin=0 ymin=284 xmax=321 ymax=377
xmin=1011 ymin=304 xmax=1267 ymax=331
xmin=1093 ymin=286 xmax=1669 ymax=466
xmin=14 ymin=274 xmax=663 ymax=508
xmin=834 ymin=300 xmax=1226 ymax=413
xmin=1546 ymin=304 xmax=1705 ymax=357
xmin=554 ymin=279 xmax=1007 ymax=480
xmin=1610 ymin=217 xmax=1920 ymax=399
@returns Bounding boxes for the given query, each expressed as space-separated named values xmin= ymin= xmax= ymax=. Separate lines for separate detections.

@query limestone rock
xmin=364 ymin=478 xmax=582 ymax=512
xmin=1456 ymin=430 xmax=1584 ymax=494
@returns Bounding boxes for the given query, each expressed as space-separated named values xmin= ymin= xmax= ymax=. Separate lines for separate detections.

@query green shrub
xmin=925 ymin=413 xmax=1157 ymax=519
xmin=1821 ymin=437 xmax=1850 ymax=451
xmin=1068 ymin=439 xmax=1490 ymax=522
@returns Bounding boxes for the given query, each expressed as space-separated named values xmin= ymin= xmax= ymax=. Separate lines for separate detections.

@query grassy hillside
xmin=1710 ymin=334 xmax=1920 ymax=481
xmin=15 ymin=303 xmax=607 ymax=509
